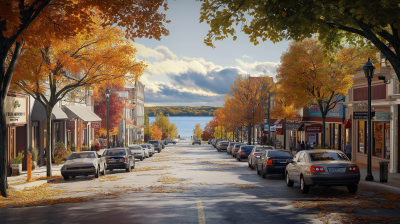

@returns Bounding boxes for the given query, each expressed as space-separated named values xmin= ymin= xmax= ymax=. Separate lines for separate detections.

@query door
xmin=290 ymin=152 xmax=303 ymax=182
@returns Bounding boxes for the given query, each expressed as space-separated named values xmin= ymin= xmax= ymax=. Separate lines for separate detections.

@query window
xmin=373 ymin=122 xmax=384 ymax=158
xmin=384 ymin=123 xmax=390 ymax=159
xmin=358 ymin=121 xmax=365 ymax=153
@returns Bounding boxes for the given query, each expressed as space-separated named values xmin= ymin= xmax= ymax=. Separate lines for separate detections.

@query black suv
xmin=192 ymin=139 xmax=201 ymax=145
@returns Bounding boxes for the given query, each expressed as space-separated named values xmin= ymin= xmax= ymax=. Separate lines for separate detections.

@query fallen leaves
xmin=97 ymin=175 xmax=123 ymax=182
xmin=133 ymin=166 xmax=171 ymax=172
xmin=228 ymin=183 xmax=259 ymax=190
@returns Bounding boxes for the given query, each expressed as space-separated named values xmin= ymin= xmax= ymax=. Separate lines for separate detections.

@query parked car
xmin=192 ymin=139 xmax=201 ymax=145
xmin=61 ymin=151 xmax=106 ymax=180
xmin=257 ymin=150 xmax=293 ymax=179
xmin=159 ymin=140 xmax=165 ymax=149
xmin=208 ymin=139 xmax=212 ymax=144
xmin=129 ymin=145 xmax=145 ymax=161
xmin=236 ymin=145 xmax=255 ymax=161
xmin=212 ymin=139 xmax=222 ymax=147
xmin=248 ymin=146 xmax=274 ymax=169
xmin=102 ymin=148 xmax=135 ymax=172
xmin=149 ymin=140 xmax=162 ymax=153
xmin=285 ymin=150 xmax=360 ymax=194
xmin=217 ymin=141 xmax=229 ymax=152
xmin=166 ymin=139 xmax=177 ymax=144
xmin=227 ymin=142 xmax=241 ymax=155
xmin=232 ymin=143 xmax=246 ymax=157
xmin=141 ymin=144 xmax=155 ymax=156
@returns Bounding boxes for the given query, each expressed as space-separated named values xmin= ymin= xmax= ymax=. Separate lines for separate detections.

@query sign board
xmin=308 ymin=133 xmax=317 ymax=143
xmin=91 ymin=121 xmax=101 ymax=129
xmin=264 ymin=124 xmax=276 ymax=132
xmin=66 ymin=120 xmax=75 ymax=130
xmin=353 ymin=112 xmax=375 ymax=120
xmin=276 ymin=124 xmax=283 ymax=130
xmin=308 ymin=104 xmax=345 ymax=118
xmin=373 ymin=112 xmax=390 ymax=121
xmin=275 ymin=139 xmax=280 ymax=149
xmin=305 ymin=124 xmax=322 ymax=133
xmin=5 ymin=96 xmax=26 ymax=124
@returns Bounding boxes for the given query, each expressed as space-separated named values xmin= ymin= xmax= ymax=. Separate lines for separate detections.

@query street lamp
xmin=260 ymin=87 xmax=263 ymax=145
xmin=363 ymin=58 xmax=375 ymax=182
xmin=147 ymin=117 xmax=150 ymax=142
xmin=252 ymin=108 xmax=255 ymax=145
xmin=105 ymin=87 xmax=111 ymax=148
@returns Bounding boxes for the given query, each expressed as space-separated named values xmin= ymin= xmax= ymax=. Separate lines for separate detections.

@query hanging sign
xmin=305 ymin=124 xmax=323 ymax=133
xmin=264 ymin=124 xmax=276 ymax=132
xmin=5 ymin=96 xmax=26 ymax=124
xmin=66 ymin=121 xmax=75 ymax=130
xmin=91 ymin=121 xmax=101 ymax=129
xmin=353 ymin=112 xmax=375 ymax=120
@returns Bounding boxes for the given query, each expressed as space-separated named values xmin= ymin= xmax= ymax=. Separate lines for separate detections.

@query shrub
xmin=53 ymin=156 xmax=64 ymax=164
xmin=69 ymin=143 xmax=77 ymax=152
xmin=11 ymin=152 xmax=24 ymax=164
xmin=81 ymin=145 xmax=90 ymax=151
xmin=29 ymin=146 xmax=39 ymax=162
xmin=54 ymin=142 xmax=71 ymax=160
xmin=94 ymin=143 xmax=101 ymax=151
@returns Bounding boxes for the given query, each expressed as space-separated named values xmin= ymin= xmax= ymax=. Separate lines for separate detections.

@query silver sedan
xmin=285 ymin=149 xmax=360 ymax=194
xmin=61 ymin=152 xmax=106 ymax=180
xmin=248 ymin=146 xmax=273 ymax=169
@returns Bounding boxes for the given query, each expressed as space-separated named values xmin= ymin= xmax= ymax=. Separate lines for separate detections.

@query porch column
xmin=390 ymin=105 xmax=397 ymax=173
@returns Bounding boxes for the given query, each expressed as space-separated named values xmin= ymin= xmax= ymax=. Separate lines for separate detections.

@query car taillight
xmin=310 ymin=166 xmax=325 ymax=173
xmin=266 ymin=159 xmax=276 ymax=165
xmin=348 ymin=166 xmax=359 ymax=172
xmin=240 ymin=152 xmax=245 ymax=155
xmin=120 ymin=158 xmax=126 ymax=162
xmin=254 ymin=153 xmax=257 ymax=156
xmin=234 ymin=151 xmax=237 ymax=154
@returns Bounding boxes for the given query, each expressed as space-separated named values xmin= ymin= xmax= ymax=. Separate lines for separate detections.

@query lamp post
xmin=363 ymin=58 xmax=375 ymax=181
xmin=147 ymin=118 xmax=150 ymax=142
xmin=252 ymin=108 xmax=255 ymax=145
xmin=268 ymin=91 xmax=271 ymax=146
xmin=260 ymin=87 xmax=263 ymax=145
xmin=105 ymin=87 xmax=111 ymax=148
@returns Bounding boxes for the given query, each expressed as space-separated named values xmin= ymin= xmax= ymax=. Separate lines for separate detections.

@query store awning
xmin=31 ymin=100 xmax=68 ymax=120
xmin=63 ymin=105 xmax=101 ymax=122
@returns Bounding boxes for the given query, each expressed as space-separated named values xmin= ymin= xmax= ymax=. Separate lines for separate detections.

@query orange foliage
xmin=152 ymin=125 xmax=162 ymax=140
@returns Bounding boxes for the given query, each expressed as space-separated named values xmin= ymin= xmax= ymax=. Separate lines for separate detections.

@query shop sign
xmin=276 ymin=124 xmax=283 ymax=130
xmin=308 ymin=104 xmax=344 ymax=118
xmin=66 ymin=121 xmax=75 ymax=130
xmin=91 ymin=121 xmax=101 ymax=128
xmin=308 ymin=133 xmax=317 ymax=143
xmin=373 ymin=112 xmax=390 ymax=121
xmin=353 ymin=112 xmax=375 ymax=120
xmin=305 ymin=124 xmax=322 ymax=133
xmin=5 ymin=96 xmax=26 ymax=124
xmin=264 ymin=124 xmax=276 ymax=132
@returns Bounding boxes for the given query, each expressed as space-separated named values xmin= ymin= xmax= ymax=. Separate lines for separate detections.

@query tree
xmin=144 ymin=124 xmax=154 ymax=141
xmin=12 ymin=22 xmax=144 ymax=177
xmin=93 ymin=82 xmax=126 ymax=139
xmin=213 ymin=126 xmax=225 ymax=139
xmin=193 ymin=123 xmax=203 ymax=139
xmin=152 ymin=125 xmax=162 ymax=140
xmin=0 ymin=0 xmax=170 ymax=197
xmin=153 ymin=112 xmax=170 ymax=132
xmin=199 ymin=1 xmax=397 ymax=75
xmin=168 ymin=123 xmax=178 ymax=139
xmin=276 ymin=39 xmax=374 ymax=147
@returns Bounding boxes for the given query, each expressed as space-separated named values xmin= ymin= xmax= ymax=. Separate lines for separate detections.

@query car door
xmin=259 ymin=151 xmax=267 ymax=171
xmin=126 ymin=149 xmax=133 ymax=166
xmin=289 ymin=152 xmax=302 ymax=182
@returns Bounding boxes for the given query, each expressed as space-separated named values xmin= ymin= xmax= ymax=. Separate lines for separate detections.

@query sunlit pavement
xmin=1 ymin=140 xmax=399 ymax=223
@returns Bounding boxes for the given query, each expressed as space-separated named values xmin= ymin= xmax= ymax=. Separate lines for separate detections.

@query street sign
xmin=353 ymin=112 xmax=375 ymax=120
xmin=91 ymin=121 xmax=101 ymax=129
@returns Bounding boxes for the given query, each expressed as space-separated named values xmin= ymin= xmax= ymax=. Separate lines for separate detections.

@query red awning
xmin=343 ymin=119 xmax=352 ymax=129
xmin=276 ymin=131 xmax=283 ymax=135
xmin=305 ymin=124 xmax=323 ymax=133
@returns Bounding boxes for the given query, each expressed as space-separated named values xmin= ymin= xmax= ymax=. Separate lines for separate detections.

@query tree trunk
xmin=247 ymin=124 xmax=251 ymax=145
xmin=0 ymin=96 xmax=7 ymax=197
xmin=283 ymin=118 xmax=286 ymax=149
xmin=321 ymin=115 xmax=326 ymax=148
xmin=45 ymin=106 xmax=53 ymax=177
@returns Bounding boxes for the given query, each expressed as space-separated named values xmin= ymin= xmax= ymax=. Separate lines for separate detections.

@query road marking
xmin=196 ymin=200 xmax=206 ymax=224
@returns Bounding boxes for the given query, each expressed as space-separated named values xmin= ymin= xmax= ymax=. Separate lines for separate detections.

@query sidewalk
xmin=358 ymin=166 xmax=400 ymax=194
xmin=7 ymin=164 xmax=62 ymax=191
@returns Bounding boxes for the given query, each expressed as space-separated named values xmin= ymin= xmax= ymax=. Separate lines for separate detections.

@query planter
xmin=32 ymin=161 xmax=37 ymax=170
xmin=11 ymin=163 xmax=22 ymax=176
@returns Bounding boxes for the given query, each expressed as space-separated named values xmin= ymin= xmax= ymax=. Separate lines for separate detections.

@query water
xmin=148 ymin=116 xmax=213 ymax=139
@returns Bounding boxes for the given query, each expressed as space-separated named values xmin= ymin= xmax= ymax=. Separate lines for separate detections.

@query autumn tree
xmin=168 ymin=123 xmax=178 ymax=139
xmin=0 ymin=0 xmax=170 ymax=197
xmin=193 ymin=123 xmax=203 ymax=139
xmin=277 ymin=39 xmax=375 ymax=147
xmin=214 ymin=125 xmax=225 ymax=139
xmin=199 ymin=1 xmax=398 ymax=77
xmin=203 ymin=118 xmax=217 ymax=141
xmin=93 ymin=82 xmax=126 ymax=140
xmin=12 ymin=21 xmax=145 ymax=177
xmin=152 ymin=125 xmax=162 ymax=140
xmin=153 ymin=112 xmax=170 ymax=133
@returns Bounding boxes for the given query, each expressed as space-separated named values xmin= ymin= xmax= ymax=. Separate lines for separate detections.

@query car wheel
xmin=95 ymin=167 xmax=100 ymax=178
xmin=140 ymin=157 xmax=143 ymax=161
xmin=347 ymin=184 xmax=358 ymax=193
xmin=158 ymin=149 xmax=161 ymax=153
xmin=101 ymin=165 xmax=106 ymax=175
xmin=300 ymin=176 xmax=310 ymax=194
xmin=257 ymin=164 xmax=260 ymax=175
xmin=62 ymin=175 xmax=69 ymax=180
xmin=262 ymin=166 xmax=267 ymax=179
xmin=126 ymin=163 xmax=131 ymax=172
xmin=248 ymin=162 xmax=251 ymax=168
xmin=286 ymin=172 xmax=294 ymax=187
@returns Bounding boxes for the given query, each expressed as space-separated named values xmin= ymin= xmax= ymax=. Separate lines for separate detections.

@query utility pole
xmin=268 ymin=91 xmax=271 ymax=146
xmin=260 ymin=86 xmax=263 ymax=145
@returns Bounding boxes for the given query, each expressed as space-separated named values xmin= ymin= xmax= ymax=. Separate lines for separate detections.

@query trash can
xmin=379 ymin=161 xmax=389 ymax=183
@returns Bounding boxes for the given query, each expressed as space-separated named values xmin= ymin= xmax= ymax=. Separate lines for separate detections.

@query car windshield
xmin=234 ymin=144 xmax=244 ymax=149
xmin=221 ymin=142 xmax=229 ymax=145
xmin=103 ymin=149 xmax=126 ymax=156
xmin=149 ymin=141 xmax=158 ymax=144
xmin=309 ymin=152 xmax=349 ymax=161
xmin=241 ymin=146 xmax=253 ymax=151
xmin=267 ymin=151 xmax=292 ymax=157
xmin=140 ymin=145 xmax=147 ymax=148
xmin=129 ymin=146 xmax=142 ymax=151
xmin=68 ymin=152 xmax=96 ymax=160
xmin=256 ymin=146 xmax=273 ymax=151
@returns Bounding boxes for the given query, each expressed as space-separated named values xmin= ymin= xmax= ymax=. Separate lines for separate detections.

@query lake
xmin=149 ymin=116 xmax=213 ymax=139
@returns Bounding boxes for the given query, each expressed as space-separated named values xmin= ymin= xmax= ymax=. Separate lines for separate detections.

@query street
xmin=1 ymin=140 xmax=399 ymax=224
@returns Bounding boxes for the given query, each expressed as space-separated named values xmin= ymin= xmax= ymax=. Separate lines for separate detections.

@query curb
xmin=10 ymin=177 xmax=63 ymax=191
xmin=360 ymin=180 xmax=400 ymax=194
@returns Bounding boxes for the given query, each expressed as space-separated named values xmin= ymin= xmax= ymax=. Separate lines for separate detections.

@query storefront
xmin=6 ymin=94 xmax=28 ymax=176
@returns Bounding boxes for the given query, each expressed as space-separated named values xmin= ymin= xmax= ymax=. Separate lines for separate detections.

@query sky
xmin=133 ymin=0 xmax=290 ymax=107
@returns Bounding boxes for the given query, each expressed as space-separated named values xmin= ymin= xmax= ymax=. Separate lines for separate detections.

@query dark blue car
xmin=257 ymin=150 xmax=293 ymax=179
xmin=236 ymin=145 xmax=255 ymax=162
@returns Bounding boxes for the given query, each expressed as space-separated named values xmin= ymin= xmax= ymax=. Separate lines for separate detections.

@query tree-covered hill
xmin=146 ymin=106 xmax=219 ymax=116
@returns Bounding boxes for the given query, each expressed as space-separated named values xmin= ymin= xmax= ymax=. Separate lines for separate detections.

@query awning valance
xmin=63 ymin=105 xmax=101 ymax=122
xmin=31 ymin=100 xmax=68 ymax=120
xmin=343 ymin=119 xmax=352 ymax=129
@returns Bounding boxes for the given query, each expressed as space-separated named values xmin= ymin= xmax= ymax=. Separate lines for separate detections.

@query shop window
xmin=358 ymin=121 xmax=365 ymax=153
xmin=384 ymin=123 xmax=390 ymax=159
xmin=373 ymin=122 xmax=384 ymax=158
xmin=10 ymin=129 xmax=15 ymax=158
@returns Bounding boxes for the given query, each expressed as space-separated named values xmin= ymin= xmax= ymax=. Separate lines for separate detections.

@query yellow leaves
xmin=157 ymin=176 xmax=180 ymax=184
xmin=133 ymin=166 xmax=171 ymax=172
xmin=97 ymin=175 xmax=123 ymax=182
xmin=228 ymin=183 xmax=259 ymax=190
xmin=282 ymin=11 xmax=287 ymax=17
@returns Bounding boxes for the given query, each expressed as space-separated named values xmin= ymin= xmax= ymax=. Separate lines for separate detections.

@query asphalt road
xmin=0 ymin=140 xmax=379 ymax=224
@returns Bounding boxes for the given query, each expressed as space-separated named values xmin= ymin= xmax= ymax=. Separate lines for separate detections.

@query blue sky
xmin=133 ymin=0 xmax=290 ymax=107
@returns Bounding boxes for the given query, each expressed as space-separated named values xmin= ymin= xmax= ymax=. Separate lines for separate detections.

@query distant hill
xmin=145 ymin=106 xmax=220 ymax=116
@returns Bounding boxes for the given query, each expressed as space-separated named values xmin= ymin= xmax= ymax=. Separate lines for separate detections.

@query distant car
xmin=232 ymin=143 xmax=246 ymax=157
xmin=129 ymin=145 xmax=145 ymax=161
xmin=257 ymin=150 xmax=293 ymax=179
xmin=159 ymin=140 xmax=165 ymax=149
xmin=61 ymin=151 xmax=106 ymax=180
xmin=217 ymin=141 xmax=229 ymax=152
xmin=227 ymin=142 xmax=240 ymax=155
xmin=285 ymin=150 xmax=360 ymax=194
xmin=236 ymin=145 xmax=255 ymax=161
xmin=192 ymin=139 xmax=201 ymax=145
xmin=248 ymin=146 xmax=273 ymax=170
xmin=141 ymin=144 xmax=155 ymax=156
xmin=102 ymin=148 xmax=135 ymax=172
xmin=208 ymin=139 xmax=212 ymax=144
xmin=149 ymin=140 xmax=162 ymax=153
xmin=166 ymin=139 xmax=177 ymax=144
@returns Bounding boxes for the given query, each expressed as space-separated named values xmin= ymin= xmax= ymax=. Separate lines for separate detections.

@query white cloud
xmin=242 ymin=55 xmax=252 ymax=58
xmin=236 ymin=59 xmax=279 ymax=75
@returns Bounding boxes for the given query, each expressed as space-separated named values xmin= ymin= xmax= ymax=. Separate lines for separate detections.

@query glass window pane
xmin=358 ymin=121 xmax=364 ymax=153
xmin=373 ymin=122 xmax=383 ymax=158
xmin=385 ymin=123 xmax=390 ymax=159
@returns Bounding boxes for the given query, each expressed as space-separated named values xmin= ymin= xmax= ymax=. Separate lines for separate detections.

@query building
xmin=124 ymin=81 xmax=145 ymax=143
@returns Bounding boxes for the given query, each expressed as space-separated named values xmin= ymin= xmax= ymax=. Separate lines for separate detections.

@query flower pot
xmin=32 ymin=161 xmax=37 ymax=170
xmin=11 ymin=163 xmax=22 ymax=176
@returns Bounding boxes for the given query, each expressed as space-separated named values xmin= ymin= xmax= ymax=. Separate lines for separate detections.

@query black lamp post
xmin=105 ymin=87 xmax=111 ymax=148
xmin=147 ymin=118 xmax=150 ymax=142
xmin=363 ymin=58 xmax=375 ymax=182
xmin=260 ymin=87 xmax=263 ymax=145
xmin=252 ymin=108 xmax=255 ymax=145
